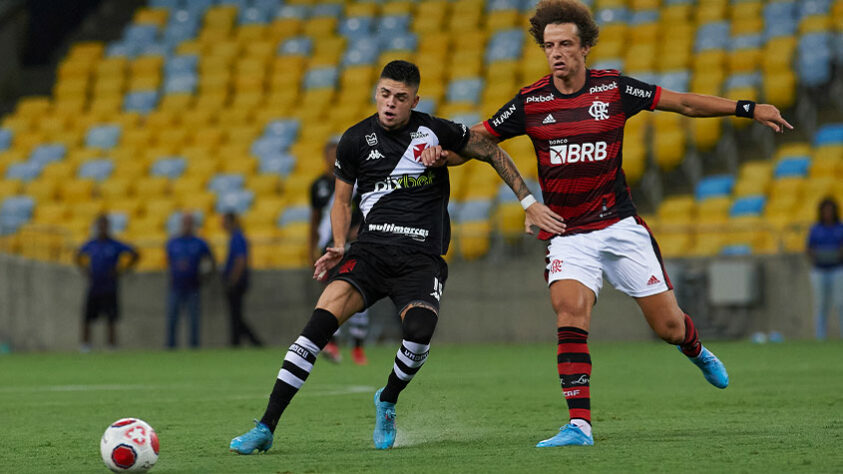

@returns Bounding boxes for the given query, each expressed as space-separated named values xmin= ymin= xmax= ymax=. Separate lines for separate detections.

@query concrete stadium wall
xmin=0 ymin=246 xmax=825 ymax=352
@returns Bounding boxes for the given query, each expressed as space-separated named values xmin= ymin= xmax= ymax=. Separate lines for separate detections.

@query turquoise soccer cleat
xmin=684 ymin=346 xmax=729 ymax=389
xmin=373 ymin=388 xmax=397 ymax=450
xmin=536 ymin=423 xmax=594 ymax=447
xmin=229 ymin=420 xmax=273 ymax=455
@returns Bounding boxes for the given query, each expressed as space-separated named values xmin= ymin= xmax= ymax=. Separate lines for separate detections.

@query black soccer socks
xmin=379 ymin=306 xmax=437 ymax=404
xmin=679 ymin=314 xmax=702 ymax=358
xmin=260 ymin=309 xmax=339 ymax=432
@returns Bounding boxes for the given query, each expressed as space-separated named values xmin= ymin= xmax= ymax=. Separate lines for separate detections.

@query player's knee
xmin=656 ymin=317 xmax=684 ymax=344
xmin=555 ymin=304 xmax=589 ymax=328
xmin=401 ymin=305 xmax=438 ymax=344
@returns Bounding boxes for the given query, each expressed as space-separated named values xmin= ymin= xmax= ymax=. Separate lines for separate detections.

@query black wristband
xmin=735 ymin=100 xmax=756 ymax=118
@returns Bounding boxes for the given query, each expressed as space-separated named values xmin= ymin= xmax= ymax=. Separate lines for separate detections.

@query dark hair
xmin=818 ymin=197 xmax=840 ymax=224
xmin=379 ymin=60 xmax=420 ymax=88
xmin=529 ymin=0 xmax=599 ymax=47
xmin=224 ymin=212 xmax=238 ymax=222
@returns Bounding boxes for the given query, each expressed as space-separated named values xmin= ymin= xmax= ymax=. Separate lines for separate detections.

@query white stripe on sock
xmin=278 ymin=368 xmax=305 ymax=388
xmin=396 ymin=349 xmax=427 ymax=368
xmin=402 ymin=340 xmax=429 ymax=354
xmin=295 ymin=336 xmax=320 ymax=355
xmin=284 ymin=351 xmax=314 ymax=373
xmin=393 ymin=363 xmax=412 ymax=381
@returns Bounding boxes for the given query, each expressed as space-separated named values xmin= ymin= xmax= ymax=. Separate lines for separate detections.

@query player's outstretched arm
xmin=314 ymin=178 xmax=353 ymax=280
xmin=457 ymin=126 xmax=566 ymax=236
xmin=656 ymin=89 xmax=794 ymax=133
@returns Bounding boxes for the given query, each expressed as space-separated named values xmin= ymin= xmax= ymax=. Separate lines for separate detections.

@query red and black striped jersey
xmin=483 ymin=69 xmax=661 ymax=239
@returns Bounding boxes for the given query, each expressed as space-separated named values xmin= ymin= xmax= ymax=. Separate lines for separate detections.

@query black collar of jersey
xmin=369 ymin=111 xmax=420 ymax=135
xmin=550 ymin=69 xmax=592 ymax=100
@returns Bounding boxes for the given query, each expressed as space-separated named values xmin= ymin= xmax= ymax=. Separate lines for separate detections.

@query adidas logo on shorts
xmin=647 ymin=275 xmax=661 ymax=286
xmin=542 ymin=114 xmax=556 ymax=124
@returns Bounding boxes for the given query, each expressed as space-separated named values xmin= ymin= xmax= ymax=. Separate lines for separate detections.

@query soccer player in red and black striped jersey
xmin=423 ymin=0 xmax=792 ymax=447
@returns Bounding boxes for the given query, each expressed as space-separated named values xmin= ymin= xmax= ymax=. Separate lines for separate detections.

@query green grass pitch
xmin=2 ymin=341 xmax=842 ymax=473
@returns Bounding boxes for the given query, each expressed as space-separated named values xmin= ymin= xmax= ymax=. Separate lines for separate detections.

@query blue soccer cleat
xmin=684 ymin=346 xmax=729 ymax=389
xmin=536 ymin=423 xmax=594 ymax=447
xmin=230 ymin=420 xmax=273 ymax=454
xmin=373 ymin=388 xmax=396 ymax=450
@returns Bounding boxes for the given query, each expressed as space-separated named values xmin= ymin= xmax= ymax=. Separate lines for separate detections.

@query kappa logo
xmin=542 ymin=113 xmax=556 ymax=124
xmin=367 ymin=149 xmax=385 ymax=161
xmin=647 ymin=275 xmax=661 ymax=286
xmin=549 ymin=258 xmax=563 ymax=273
xmin=339 ymin=259 xmax=357 ymax=274
xmin=412 ymin=143 xmax=428 ymax=161
xmin=365 ymin=133 xmax=378 ymax=146
xmin=334 ymin=159 xmax=341 ymax=169
xmin=588 ymin=100 xmax=610 ymax=121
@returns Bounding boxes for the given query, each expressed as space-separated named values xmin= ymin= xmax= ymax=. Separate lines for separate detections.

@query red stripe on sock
xmin=569 ymin=408 xmax=591 ymax=421
xmin=557 ymin=362 xmax=592 ymax=374
xmin=558 ymin=342 xmax=589 ymax=354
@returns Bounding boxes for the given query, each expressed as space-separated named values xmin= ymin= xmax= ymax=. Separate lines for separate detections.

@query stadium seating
xmin=0 ymin=0 xmax=840 ymax=268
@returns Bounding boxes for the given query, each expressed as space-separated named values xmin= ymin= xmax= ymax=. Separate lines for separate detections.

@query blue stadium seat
xmin=140 ymin=42 xmax=172 ymax=56
xmin=720 ymin=244 xmax=752 ymax=256
xmin=184 ymin=0 xmax=214 ymax=13
xmin=254 ymin=0 xmax=282 ymax=13
xmin=343 ymin=37 xmax=380 ymax=66
xmin=278 ymin=36 xmax=313 ymax=56
xmin=695 ymin=175 xmax=735 ymax=201
xmin=497 ymin=183 xmax=519 ymax=202
xmin=151 ymin=157 xmax=187 ymax=179
xmin=834 ymin=33 xmax=843 ymax=65
xmin=486 ymin=29 xmax=524 ymax=63
xmin=167 ymin=211 xmax=205 ymax=235
xmin=659 ymin=71 xmax=691 ymax=93
xmin=591 ymin=59 xmax=625 ymax=71
xmin=277 ymin=205 xmax=310 ymax=227
xmin=106 ymin=212 xmax=129 ymax=234
xmin=695 ymin=21 xmax=731 ymax=52
xmin=773 ymin=157 xmax=810 ymax=178
xmin=29 ymin=144 xmax=66 ymax=166
xmin=414 ymin=99 xmax=436 ymax=115
xmin=798 ymin=33 xmax=833 ymax=87
xmin=78 ymin=159 xmax=115 ymax=181
xmin=264 ymin=119 xmax=300 ymax=143
xmin=377 ymin=15 xmax=411 ymax=39
xmin=165 ymin=55 xmax=198 ymax=76
xmin=488 ymin=0 xmax=521 ymax=11
xmin=123 ymin=90 xmax=159 ymax=114
xmin=522 ymin=0 xmax=541 ymax=12
xmin=1 ymin=196 xmax=35 ymax=220
xmin=150 ymin=0 xmax=181 ymax=8
xmin=447 ymin=78 xmax=484 ymax=104
xmin=240 ymin=6 xmax=273 ymax=24
xmin=164 ymin=73 xmax=197 ymax=94
xmin=311 ymin=3 xmax=342 ymax=18
xmin=208 ymin=173 xmax=245 ymax=194
xmin=302 ymin=66 xmax=339 ymax=90
xmin=123 ymin=24 xmax=159 ymax=49
xmin=813 ymin=123 xmax=843 ymax=146
xmin=216 ymin=189 xmax=254 ymax=214
xmin=630 ymin=10 xmax=659 ymax=25
xmin=339 ymin=17 xmax=373 ymax=39
xmin=163 ymin=17 xmax=200 ymax=45
xmin=276 ymin=5 xmax=308 ymax=20
xmin=764 ymin=1 xmax=796 ymax=23
xmin=218 ymin=0 xmax=249 ymax=10
xmin=258 ymin=153 xmax=296 ymax=177
xmin=725 ymin=72 xmax=761 ymax=91
xmin=730 ymin=195 xmax=766 ymax=217
xmin=106 ymin=42 xmax=136 ymax=58
xmin=251 ymin=136 xmax=291 ymax=159
xmin=594 ymin=7 xmax=630 ymax=25
xmin=5 ymin=162 xmax=42 ymax=181
xmin=382 ymin=33 xmax=418 ymax=53
xmin=456 ymin=199 xmax=493 ymax=222
xmin=85 ymin=125 xmax=122 ymax=149
xmin=450 ymin=112 xmax=481 ymax=128
xmin=731 ymin=34 xmax=763 ymax=51
xmin=798 ymin=0 xmax=832 ymax=18
xmin=763 ymin=18 xmax=797 ymax=40
xmin=0 ymin=128 xmax=13 ymax=151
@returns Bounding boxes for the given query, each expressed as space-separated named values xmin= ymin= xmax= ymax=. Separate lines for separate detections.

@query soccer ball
xmin=100 ymin=418 xmax=159 ymax=472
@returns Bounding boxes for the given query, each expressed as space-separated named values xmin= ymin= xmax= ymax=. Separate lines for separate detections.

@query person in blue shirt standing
xmin=165 ymin=212 xmax=216 ymax=348
xmin=75 ymin=214 xmax=139 ymax=352
xmin=223 ymin=212 xmax=262 ymax=347
xmin=806 ymin=197 xmax=843 ymax=340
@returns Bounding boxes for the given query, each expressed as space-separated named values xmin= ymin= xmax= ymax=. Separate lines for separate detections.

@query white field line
xmin=0 ymin=383 xmax=376 ymax=398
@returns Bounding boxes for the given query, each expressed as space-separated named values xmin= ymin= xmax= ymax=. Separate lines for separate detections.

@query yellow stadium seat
xmin=187 ymin=158 xmax=220 ymax=178
xmin=59 ymin=179 xmax=95 ymax=201
xmin=413 ymin=1 xmax=447 ymax=33
xmin=728 ymin=48 xmax=761 ymax=74
xmin=775 ymin=143 xmax=811 ymax=160
xmin=652 ymin=113 xmax=686 ymax=170
xmin=96 ymin=57 xmax=128 ymax=78
xmin=107 ymin=197 xmax=142 ymax=216
xmin=141 ymin=197 xmax=176 ymax=220
xmin=159 ymin=93 xmax=194 ymax=112
xmin=624 ymin=44 xmax=656 ymax=73
xmin=145 ymin=110 xmax=178 ymax=130
xmin=133 ymin=176 xmax=170 ymax=198
xmin=71 ymin=199 xmax=105 ymax=221
xmin=696 ymin=3 xmax=727 ymax=23
xmin=179 ymin=191 xmax=216 ymax=215
xmin=247 ymin=174 xmax=280 ymax=195
xmin=769 ymin=177 xmax=804 ymax=198
xmin=170 ymin=174 xmax=208 ymax=196
xmin=0 ymin=179 xmax=23 ymax=199
xmin=799 ymin=14 xmax=832 ymax=34
xmin=25 ymin=179 xmax=60 ymax=202
xmin=803 ymin=177 xmax=836 ymax=207
xmin=156 ymin=128 xmax=189 ymax=151
xmin=661 ymin=4 xmax=692 ymax=22
xmin=763 ymin=70 xmax=796 ymax=109
xmin=456 ymin=221 xmax=491 ymax=260
xmin=134 ymin=7 xmax=168 ymax=26
xmin=33 ymin=202 xmax=68 ymax=224
xmin=15 ymin=97 xmax=51 ymax=119
xmin=303 ymin=17 xmax=338 ymax=36
xmin=236 ymin=24 xmax=268 ymax=43
xmin=485 ymin=10 xmax=520 ymax=31
xmin=654 ymin=231 xmax=694 ymax=258
xmin=809 ymin=152 xmax=842 ymax=178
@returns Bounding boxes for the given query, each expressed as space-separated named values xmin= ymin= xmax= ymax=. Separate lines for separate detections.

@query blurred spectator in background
xmin=222 ymin=212 xmax=262 ymax=347
xmin=806 ymin=197 xmax=843 ymax=340
xmin=308 ymin=136 xmax=369 ymax=365
xmin=75 ymin=214 xmax=139 ymax=352
xmin=165 ymin=212 xmax=215 ymax=349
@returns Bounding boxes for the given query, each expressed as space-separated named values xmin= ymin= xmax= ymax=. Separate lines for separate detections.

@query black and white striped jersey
xmin=334 ymin=111 xmax=470 ymax=255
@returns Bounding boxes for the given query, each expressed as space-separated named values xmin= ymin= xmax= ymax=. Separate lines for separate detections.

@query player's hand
xmin=313 ymin=246 xmax=344 ymax=281
xmin=754 ymin=104 xmax=794 ymax=133
xmin=524 ymin=202 xmax=566 ymax=236
xmin=420 ymin=145 xmax=449 ymax=167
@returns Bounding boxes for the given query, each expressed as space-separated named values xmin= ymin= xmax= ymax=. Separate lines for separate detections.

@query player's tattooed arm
xmin=461 ymin=129 xmax=532 ymax=200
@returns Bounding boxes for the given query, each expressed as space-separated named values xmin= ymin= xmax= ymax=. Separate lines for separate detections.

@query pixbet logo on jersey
xmin=374 ymin=169 xmax=436 ymax=192
xmin=549 ymin=141 xmax=608 ymax=164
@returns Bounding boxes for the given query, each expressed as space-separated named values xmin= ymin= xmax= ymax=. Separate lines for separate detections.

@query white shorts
xmin=545 ymin=216 xmax=672 ymax=299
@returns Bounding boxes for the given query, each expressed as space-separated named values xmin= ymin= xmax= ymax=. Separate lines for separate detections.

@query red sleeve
xmin=649 ymin=86 xmax=662 ymax=111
